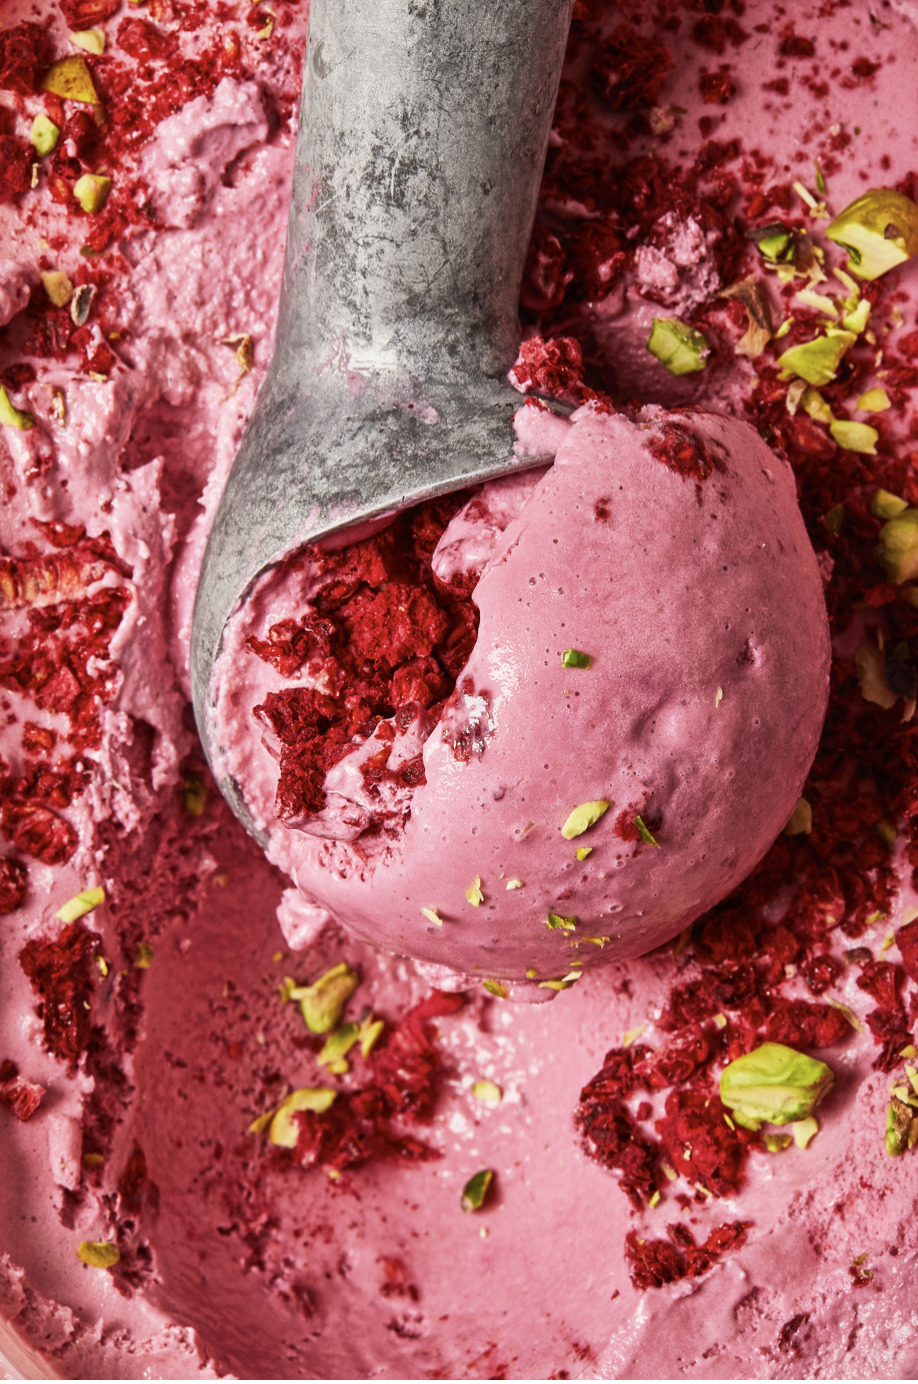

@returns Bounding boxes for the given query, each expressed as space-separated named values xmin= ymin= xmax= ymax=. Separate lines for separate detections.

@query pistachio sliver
xmin=561 ymin=800 xmax=611 ymax=840
xmin=647 ymin=317 xmax=709 ymax=375
xmin=269 ymin=1088 xmax=337 ymax=1148
xmin=826 ymin=189 xmax=918 ymax=280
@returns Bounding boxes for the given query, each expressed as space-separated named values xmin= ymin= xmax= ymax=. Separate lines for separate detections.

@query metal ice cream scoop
xmin=191 ymin=0 xmax=575 ymax=829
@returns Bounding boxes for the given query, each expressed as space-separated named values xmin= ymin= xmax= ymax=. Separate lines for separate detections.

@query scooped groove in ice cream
xmin=215 ymin=401 xmax=830 ymax=982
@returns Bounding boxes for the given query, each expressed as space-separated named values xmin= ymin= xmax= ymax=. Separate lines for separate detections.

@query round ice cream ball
xmin=217 ymin=403 xmax=830 ymax=986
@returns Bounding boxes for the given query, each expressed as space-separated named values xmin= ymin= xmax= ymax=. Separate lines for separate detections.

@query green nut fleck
xmin=875 ymin=507 xmax=918 ymax=584
xmin=719 ymin=1042 xmax=834 ymax=1129
xmin=292 ymin=962 xmax=359 ymax=1034
xmin=647 ymin=317 xmax=709 ymax=376
xmin=826 ymin=189 xmax=918 ymax=280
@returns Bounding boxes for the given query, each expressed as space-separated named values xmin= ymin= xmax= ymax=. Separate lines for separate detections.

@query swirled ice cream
xmin=1 ymin=0 xmax=918 ymax=1379
xmin=215 ymin=402 xmax=829 ymax=982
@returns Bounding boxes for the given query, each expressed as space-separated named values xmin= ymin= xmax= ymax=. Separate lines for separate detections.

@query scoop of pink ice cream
xmin=214 ymin=402 xmax=830 ymax=984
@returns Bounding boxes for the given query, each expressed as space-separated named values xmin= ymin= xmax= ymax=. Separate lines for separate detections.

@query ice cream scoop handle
xmin=276 ymin=0 xmax=574 ymax=382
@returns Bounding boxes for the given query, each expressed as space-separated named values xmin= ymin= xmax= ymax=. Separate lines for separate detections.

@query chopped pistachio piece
xmin=635 ymin=816 xmax=660 ymax=848
xmin=55 ymin=887 xmax=105 ymax=923
xmin=77 ymin=1240 xmax=119 ymax=1268
xmin=561 ymin=800 xmax=611 ymax=840
xmin=872 ymin=489 xmax=909 ymax=521
xmin=471 ymin=1079 xmax=502 ymax=1106
xmin=623 ymin=1024 xmax=647 ymax=1047
xmin=791 ymin=1116 xmax=819 ymax=1149
xmin=830 ymin=420 xmax=879 ymax=455
xmin=41 ymin=270 xmax=74 ymax=307
xmin=784 ymin=797 xmax=813 ymax=837
xmin=269 ymin=1088 xmax=337 ymax=1148
xmin=461 ymin=1168 xmax=494 ymax=1212
xmin=827 ymin=189 xmax=918 ymax=280
xmin=546 ymin=911 xmax=577 ymax=932
xmin=763 ymin=1132 xmax=793 ymax=1153
xmin=70 ymin=28 xmax=105 ymax=54
xmin=823 ymin=502 xmax=846 ymax=537
xmin=31 ymin=113 xmax=60 ymax=157
xmin=359 ymin=1014 xmax=385 ymax=1057
xmin=420 ymin=906 xmax=443 ymax=926
xmin=295 ymin=962 xmax=359 ymax=1034
xmin=73 ymin=173 xmax=111 ymax=214
xmin=182 ymin=774 xmax=206 ymax=815
xmin=858 ymin=387 xmax=891 ymax=412
xmin=749 ymin=223 xmax=795 ymax=264
xmin=720 ymin=1042 xmax=834 ymax=1128
xmin=505 ymin=878 xmax=523 ymax=890
xmin=575 ymin=847 xmax=592 ymax=861
xmin=841 ymin=297 xmax=871 ymax=333
xmin=0 ymin=385 xmax=33 ymax=431
xmin=317 ymin=1022 xmax=360 ymax=1072
xmin=561 ymin=648 xmax=592 ymax=669
xmin=41 ymin=55 xmax=100 ymax=104
xmin=465 ymin=877 xmax=483 ymax=907
xmin=777 ymin=329 xmax=856 ymax=386
xmin=875 ymin=508 xmax=918 ymax=584
xmin=133 ymin=943 xmax=153 ymax=970
xmin=248 ymin=1108 xmax=274 ymax=1135
xmin=483 ymin=979 xmax=509 ymax=999
xmin=885 ymin=1095 xmax=918 ymax=1156
xmin=538 ymin=972 xmax=581 ymax=991
xmin=647 ymin=316 xmax=709 ymax=375
xmin=581 ymin=935 xmax=610 ymax=947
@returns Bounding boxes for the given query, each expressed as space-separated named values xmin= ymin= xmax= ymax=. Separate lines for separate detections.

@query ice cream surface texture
xmin=2 ymin=0 xmax=918 ymax=1379
xmin=217 ymin=403 xmax=830 ymax=980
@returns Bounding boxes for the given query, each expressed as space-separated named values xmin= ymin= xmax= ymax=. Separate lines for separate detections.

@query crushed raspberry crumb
xmin=19 ymin=921 xmax=100 ymax=1065
xmin=0 ymin=857 xmax=27 ymax=913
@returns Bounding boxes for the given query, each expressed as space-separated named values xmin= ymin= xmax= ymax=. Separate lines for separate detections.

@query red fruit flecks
xmin=592 ymin=24 xmax=673 ymax=110
xmin=1 ymin=802 xmax=78 ymax=866
xmin=0 ymin=24 xmax=47 ymax=96
xmin=19 ymin=921 xmax=100 ymax=1064
xmin=647 ymin=420 xmax=728 ymax=485
xmin=0 ymin=1072 xmax=45 ymax=1122
xmin=0 ymin=137 xmax=32 ymax=204
xmin=0 ymin=858 xmax=27 ymax=913
xmin=59 ymin=0 xmax=120 ymax=30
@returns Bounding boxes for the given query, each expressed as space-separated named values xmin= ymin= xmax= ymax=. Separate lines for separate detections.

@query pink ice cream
xmin=216 ymin=403 xmax=830 ymax=982
xmin=1 ymin=0 xmax=918 ymax=1379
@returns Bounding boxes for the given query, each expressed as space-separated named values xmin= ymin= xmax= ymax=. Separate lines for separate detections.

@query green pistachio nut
xmin=826 ymin=189 xmax=918 ymax=280
xmin=871 ymin=489 xmax=909 ymax=521
xmin=295 ymin=962 xmax=359 ymax=1033
xmin=777 ymin=329 xmax=856 ymax=387
xmin=719 ymin=1042 xmax=834 ymax=1126
xmin=875 ymin=508 xmax=918 ymax=584
xmin=461 ymin=1168 xmax=494 ymax=1212
xmin=31 ymin=113 xmax=60 ymax=156
xmin=647 ymin=317 xmax=709 ymax=376
xmin=269 ymin=1088 xmax=337 ymax=1148
xmin=561 ymin=800 xmax=610 ymax=840
xmin=0 ymin=385 xmax=33 ymax=431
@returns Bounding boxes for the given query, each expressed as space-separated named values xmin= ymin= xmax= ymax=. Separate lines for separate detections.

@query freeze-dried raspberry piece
xmin=898 ymin=918 xmax=918 ymax=984
xmin=59 ymin=0 xmax=119 ymax=29
xmin=0 ymin=1071 xmax=45 ymax=1122
xmin=341 ymin=585 xmax=449 ymax=669
xmin=633 ymin=1025 xmax=712 ymax=1090
xmin=592 ymin=24 xmax=673 ymax=110
xmin=656 ymin=1089 xmax=746 ymax=1197
xmin=0 ymin=24 xmax=46 ymax=96
xmin=1 ymin=802 xmax=78 ymax=866
xmin=647 ymin=421 xmax=727 ymax=484
xmin=0 ymin=858 xmax=27 ymax=913
xmin=763 ymin=998 xmax=850 ymax=1049
xmin=19 ymin=921 xmax=100 ymax=1064
xmin=625 ymin=1232 xmax=683 ymax=1290
xmin=0 ymin=137 xmax=32 ymax=204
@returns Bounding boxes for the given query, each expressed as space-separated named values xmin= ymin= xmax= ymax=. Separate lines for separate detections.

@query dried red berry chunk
xmin=19 ymin=921 xmax=100 ymax=1064
xmin=0 ymin=23 xmax=46 ymax=96
xmin=0 ymin=1064 xmax=45 ymax=1122
xmin=59 ymin=0 xmax=120 ymax=28
xmin=0 ymin=857 xmax=27 ymax=913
